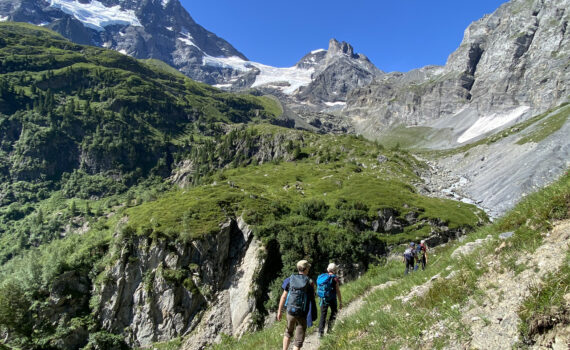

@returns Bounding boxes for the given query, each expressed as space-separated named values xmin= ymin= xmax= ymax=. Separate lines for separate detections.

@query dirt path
xmin=296 ymin=220 xmax=570 ymax=349
xmin=442 ymin=220 xmax=570 ymax=349
xmin=300 ymin=280 xmax=398 ymax=350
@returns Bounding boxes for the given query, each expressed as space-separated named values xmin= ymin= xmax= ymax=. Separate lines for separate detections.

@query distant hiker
xmin=403 ymin=242 xmax=416 ymax=275
xmin=277 ymin=260 xmax=317 ymax=350
xmin=416 ymin=239 xmax=429 ymax=270
xmin=317 ymin=263 xmax=343 ymax=338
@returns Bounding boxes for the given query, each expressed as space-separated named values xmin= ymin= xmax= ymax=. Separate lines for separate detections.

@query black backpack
xmin=404 ymin=247 xmax=415 ymax=262
xmin=285 ymin=274 xmax=310 ymax=316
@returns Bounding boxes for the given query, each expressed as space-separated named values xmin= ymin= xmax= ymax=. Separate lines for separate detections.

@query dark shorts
xmin=285 ymin=313 xmax=307 ymax=347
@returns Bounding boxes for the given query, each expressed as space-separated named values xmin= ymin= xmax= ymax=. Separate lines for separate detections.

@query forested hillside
xmin=0 ymin=22 xmax=280 ymax=263
xmin=0 ymin=23 xmax=487 ymax=349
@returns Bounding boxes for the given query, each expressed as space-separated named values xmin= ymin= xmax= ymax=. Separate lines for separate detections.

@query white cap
xmin=421 ymin=240 xmax=425 ymax=244
xmin=327 ymin=263 xmax=338 ymax=273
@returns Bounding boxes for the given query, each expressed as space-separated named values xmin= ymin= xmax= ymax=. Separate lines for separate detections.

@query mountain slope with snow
xmin=0 ymin=0 xmax=381 ymax=105
xmin=0 ymin=0 xmax=247 ymax=85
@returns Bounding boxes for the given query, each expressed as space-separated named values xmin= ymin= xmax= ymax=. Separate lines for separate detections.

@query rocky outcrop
xmin=0 ymin=0 xmax=247 ymax=85
xmin=345 ymin=66 xmax=468 ymax=135
xmin=296 ymin=39 xmax=382 ymax=104
xmin=182 ymin=218 xmax=262 ymax=349
xmin=346 ymin=0 xmax=570 ymax=139
xmin=170 ymin=130 xmax=307 ymax=187
xmin=95 ymin=217 xmax=263 ymax=348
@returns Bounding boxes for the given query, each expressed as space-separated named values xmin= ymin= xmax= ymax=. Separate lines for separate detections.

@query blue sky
xmin=180 ymin=1 xmax=507 ymax=72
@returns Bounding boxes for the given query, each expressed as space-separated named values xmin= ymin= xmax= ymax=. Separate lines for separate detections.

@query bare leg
xmin=283 ymin=336 xmax=291 ymax=350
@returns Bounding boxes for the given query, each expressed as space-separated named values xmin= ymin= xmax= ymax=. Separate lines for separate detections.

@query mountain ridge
xmin=0 ymin=0 xmax=383 ymax=105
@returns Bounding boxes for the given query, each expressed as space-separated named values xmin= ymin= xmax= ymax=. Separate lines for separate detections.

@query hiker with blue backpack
xmin=316 ymin=263 xmax=343 ymax=338
xmin=277 ymin=260 xmax=317 ymax=350
xmin=415 ymin=239 xmax=429 ymax=271
xmin=403 ymin=242 xmax=417 ymax=275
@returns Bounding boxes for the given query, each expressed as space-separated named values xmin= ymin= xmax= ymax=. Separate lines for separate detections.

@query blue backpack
xmin=285 ymin=274 xmax=310 ymax=316
xmin=317 ymin=273 xmax=336 ymax=304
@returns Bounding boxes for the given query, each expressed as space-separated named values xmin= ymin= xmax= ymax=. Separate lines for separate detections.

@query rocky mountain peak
xmin=327 ymin=38 xmax=355 ymax=57
xmin=0 ymin=0 xmax=247 ymax=84
xmin=325 ymin=38 xmax=373 ymax=64
xmin=295 ymin=38 xmax=382 ymax=104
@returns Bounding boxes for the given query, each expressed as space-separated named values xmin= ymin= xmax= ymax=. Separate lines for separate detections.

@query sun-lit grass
xmin=516 ymin=103 xmax=570 ymax=144
xmin=210 ymin=169 xmax=569 ymax=349
xmin=124 ymin=131 xmax=485 ymax=244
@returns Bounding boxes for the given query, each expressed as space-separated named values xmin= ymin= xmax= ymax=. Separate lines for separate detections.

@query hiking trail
xmin=435 ymin=220 xmax=570 ymax=349
xmin=285 ymin=220 xmax=570 ymax=349
xmin=300 ymin=280 xmax=397 ymax=350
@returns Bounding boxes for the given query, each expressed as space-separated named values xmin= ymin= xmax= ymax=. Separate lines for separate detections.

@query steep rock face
xmin=182 ymin=218 xmax=262 ymax=349
xmin=170 ymin=129 xmax=307 ymax=187
xmin=346 ymin=66 xmax=469 ymax=135
xmin=346 ymin=0 xmax=570 ymax=139
xmin=296 ymin=39 xmax=382 ymax=104
xmin=0 ymin=1 xmax=381 ymax=102
xmin=96 ymin=217 xmax=262 ymax=347
xmin=0 ymin=0 xmax=247 ymax=85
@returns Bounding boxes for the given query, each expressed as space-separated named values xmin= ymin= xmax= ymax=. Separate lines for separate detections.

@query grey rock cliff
xmin=345 ymin=0 xmax=570 ymax=138
xmin=296 ymin=39 xmax=382 ymax=104
xmin=95 ymin=217 xmax=262 ymax=348
xmin=0 ymin=0 xmax=247 ymax=85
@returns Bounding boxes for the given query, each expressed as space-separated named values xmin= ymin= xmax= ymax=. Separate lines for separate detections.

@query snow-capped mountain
xmin=0 ymin=0 xmax=381 ymax=105
xmin=0 ymin=0 xmax=247 ymax=84
xmin=203 ymin=39 xmax=382 ymax=104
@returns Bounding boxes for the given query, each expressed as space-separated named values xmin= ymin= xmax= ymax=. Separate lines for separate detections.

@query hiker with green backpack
xmin=317 ymin=263 xmax=343 ymax=338
xmin=277 ymin=260 xmax=317 ymax=350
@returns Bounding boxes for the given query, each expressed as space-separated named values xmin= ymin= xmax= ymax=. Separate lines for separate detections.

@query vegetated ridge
xmin=0 ymin=23 xmax=486 ymax=350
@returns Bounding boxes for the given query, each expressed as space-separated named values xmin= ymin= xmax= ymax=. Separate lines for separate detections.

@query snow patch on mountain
xmin=48 ymin=0 xmax=142 ymax=31
xmin=311 ymin=49 xmax=326 ymax=54
xmin=202 ymin=55 xmax=250 ymax=72
xmin=178 ymin=32 xmax=198 ymax=48
xmin=161 ymin=0 xmax=170 ymax=8
xmin=250 ymin=63 xmax=313 ymax=94
xmin=202 ymin=55 xmax=314 ymax=94
xmin=324 ymin=101 xmax=346 ymax=107
xmin=457 ymin=106 xmax=531 ymax=143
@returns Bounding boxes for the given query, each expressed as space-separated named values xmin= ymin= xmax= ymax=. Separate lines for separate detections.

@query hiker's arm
xmin=336 ymin=282 xmax=342 ymax=309
xmin=277 ymin=290 xmax=287 ymax=321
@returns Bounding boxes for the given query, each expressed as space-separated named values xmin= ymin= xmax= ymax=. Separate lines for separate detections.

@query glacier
xmin=202 ymin=55 xmax=314 ymax=95
xmin=49 ymin=0 xmax=142 ymax=31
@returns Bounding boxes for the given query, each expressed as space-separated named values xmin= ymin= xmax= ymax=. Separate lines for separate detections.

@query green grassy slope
xmin=0 ymin=23 xmax=489 ymax=350
xmin=0 ymin=22 xmax=281 ymax=263
xmin=210 ymin=171 xmax=568 ymax=350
